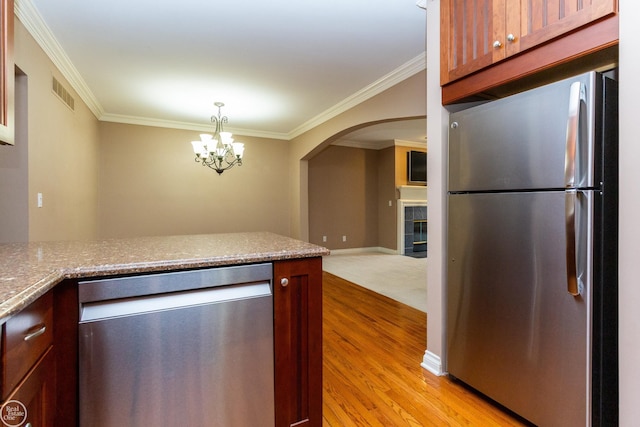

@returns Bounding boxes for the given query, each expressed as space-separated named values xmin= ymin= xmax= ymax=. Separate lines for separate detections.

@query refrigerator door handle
xmin=565 ymin=190 xmax=580 ymax=296
xmin=564 ymin=81 xmax=586 ymax=188
xmin=566 ymin=189 xmax=591 ymax=297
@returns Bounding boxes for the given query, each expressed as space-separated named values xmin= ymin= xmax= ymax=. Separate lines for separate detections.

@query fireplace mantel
xmin=397 ymin=185 xmax=427 ymax=202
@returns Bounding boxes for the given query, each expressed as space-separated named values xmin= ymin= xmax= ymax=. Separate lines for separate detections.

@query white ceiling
xmin=22 ymin=0 xmax=426 ymax=141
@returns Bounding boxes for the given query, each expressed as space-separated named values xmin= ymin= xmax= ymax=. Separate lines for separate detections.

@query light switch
xmin=37 ymin=193 xmax=43 ymax=208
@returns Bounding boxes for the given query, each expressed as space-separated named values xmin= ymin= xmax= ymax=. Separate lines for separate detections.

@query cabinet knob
xmin=280 ymin=278 xmax=289 ymax=287
xmin=507 ymin=33 xmax=516 ymax=42
xmin=493 ymin=40 xmax=502 ymax=49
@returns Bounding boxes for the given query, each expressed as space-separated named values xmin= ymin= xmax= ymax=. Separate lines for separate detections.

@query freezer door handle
xmin=564 ymin=81 xmax=586 ymax=188
xmin=565 ymin=190 xmax=580 ymax=296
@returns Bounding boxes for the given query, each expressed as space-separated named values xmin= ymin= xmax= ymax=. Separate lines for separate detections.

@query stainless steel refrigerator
xmin=446 ymin=71 xmax=618 ymax=426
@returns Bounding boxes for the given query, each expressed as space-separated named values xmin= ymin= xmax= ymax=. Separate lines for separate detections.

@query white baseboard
xmin=421 ymin=350 xmax=444 ymax=376
xmin=327 ymin=246 xmax=398 ymax=255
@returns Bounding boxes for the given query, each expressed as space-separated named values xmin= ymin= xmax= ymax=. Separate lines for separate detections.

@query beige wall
xmin=0 ymin=72 xmax=28 ymax=243
xmin=4 ymin=18 xmax=425 ymax=245
xmin=308 ymin=145 xmax=379 ymax=249
xmin=97 ymin=122 xmax=290 ymax=238
xmin=12 ymin=19 xmax=100 ymax=242
xmin=7 ymin=18 xmax=289 ymax=242
xmin=307 ymin=143 xmax=417 ymax=252
xmin=377 ymin=146 xmax=396 ymax=249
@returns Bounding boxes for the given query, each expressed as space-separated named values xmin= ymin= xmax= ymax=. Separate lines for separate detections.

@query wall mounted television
xmin=407 ymin=150 xmax=427 ymax=185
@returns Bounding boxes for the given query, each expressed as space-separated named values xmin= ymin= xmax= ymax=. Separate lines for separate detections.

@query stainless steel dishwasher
xmin=78 ymin=263 xmax=274 ymax=427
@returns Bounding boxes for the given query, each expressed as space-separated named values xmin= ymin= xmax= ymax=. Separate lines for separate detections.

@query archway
xmin=309 ymin=117 xmax=428 ymax=312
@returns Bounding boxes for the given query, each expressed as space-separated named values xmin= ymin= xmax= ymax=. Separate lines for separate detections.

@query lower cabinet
xmin=1 ymin=291 xmax=56 ymax=427
xmin=274 ymin=257 xmax=323 ymax=427
xmin=2 ymin=347 xmax=55 ymax=427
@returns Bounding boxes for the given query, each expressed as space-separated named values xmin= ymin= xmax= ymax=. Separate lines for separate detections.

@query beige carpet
xmin=322 ymin=251 xmax=427 ymax=312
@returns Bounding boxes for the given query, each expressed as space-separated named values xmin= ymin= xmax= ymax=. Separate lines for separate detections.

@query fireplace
xmin=403 ymin=205 xmax=427 ymax=257
xmin=396 ymin=185 xmax=427 ymax=257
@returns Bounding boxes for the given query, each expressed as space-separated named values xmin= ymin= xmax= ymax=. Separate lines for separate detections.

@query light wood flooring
xmin=322 ymin=272 xmax=529 ymax=426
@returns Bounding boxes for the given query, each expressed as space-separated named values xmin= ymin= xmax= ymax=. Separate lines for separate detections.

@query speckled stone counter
xmin=0 ymin=232 xmax=329 ymax=323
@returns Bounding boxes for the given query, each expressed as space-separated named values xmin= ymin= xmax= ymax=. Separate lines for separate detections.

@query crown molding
xmin=15 ymin=0 xmax=104 ymax=119
xmin=99 ymin=113 xmax=291 ymax=140
xmin=286 ymin=52 xmax=426 ymax=140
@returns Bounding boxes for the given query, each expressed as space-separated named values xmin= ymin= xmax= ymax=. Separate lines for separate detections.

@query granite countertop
xmin=0 ymin=232 xmax=329 ymax=324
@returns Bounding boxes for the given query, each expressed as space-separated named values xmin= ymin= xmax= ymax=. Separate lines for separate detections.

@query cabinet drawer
xmin=2 ymin=291 xmax=53 ymax=398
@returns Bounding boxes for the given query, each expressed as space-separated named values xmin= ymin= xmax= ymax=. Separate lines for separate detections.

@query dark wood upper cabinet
xmin=0 ymin=0 xmax=14 ymax=145
xmin=441 ymin=0 xmax=619 ymax=104
xmin=517 ymin=0 xmax=616 ymax=52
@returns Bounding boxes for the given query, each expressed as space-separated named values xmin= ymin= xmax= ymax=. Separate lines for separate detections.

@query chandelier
xmin=190 ymin=102 xmax=245 ymax=175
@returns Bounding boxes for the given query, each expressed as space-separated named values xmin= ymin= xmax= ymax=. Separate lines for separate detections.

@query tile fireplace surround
xmin=405 ymin=205 xmax=427 ymax=256
xmin=397 ymin=186 xmax=427 ymax=256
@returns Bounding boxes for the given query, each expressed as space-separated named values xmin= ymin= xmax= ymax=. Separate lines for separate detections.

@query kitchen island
xmin=0 ymin=232 xmax=328 ymax=427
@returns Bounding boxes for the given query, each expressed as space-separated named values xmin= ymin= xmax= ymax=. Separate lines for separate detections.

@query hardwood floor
xmin=322 ymin=272 xmax=528 ymax=426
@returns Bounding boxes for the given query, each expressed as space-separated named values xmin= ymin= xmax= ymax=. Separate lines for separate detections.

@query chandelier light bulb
xmin=220 ymin=132 xmax=234 ymax=145
xmin=232 ymin=142 xmax=245 ymax=159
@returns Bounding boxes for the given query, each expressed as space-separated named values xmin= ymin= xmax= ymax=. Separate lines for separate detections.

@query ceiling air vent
xmin=52 ymin=76 xmax=75 ymax=111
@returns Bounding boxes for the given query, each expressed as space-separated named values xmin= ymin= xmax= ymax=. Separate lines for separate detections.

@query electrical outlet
xmin=322 ymin=236 xmax=327 ymax=242
xmin=342 ymin=235 xmax=347 ymax=242
xmin=388 ymin=200 xmax=393 ymax=207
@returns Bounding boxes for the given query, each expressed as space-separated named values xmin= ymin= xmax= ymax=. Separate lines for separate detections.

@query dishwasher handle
xmin=78 ymin=263 xmax=273 ymax=304
xmin=80 ymin=282 xmax=272 ymax=323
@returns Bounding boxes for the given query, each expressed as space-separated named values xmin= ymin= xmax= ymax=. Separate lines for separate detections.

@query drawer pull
xmin=24 ymin=324 xmax=47 ymax=341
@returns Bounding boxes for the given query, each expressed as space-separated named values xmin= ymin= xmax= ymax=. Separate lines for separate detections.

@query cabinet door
xmin=0 ymin=0 xmax=15 ymax=145
xmin=2 ymin=347 xmax=55 ymax=427
xmin=519 ymin=0 xmax=617 ymax=52
xmin=273 ymin=258 xmax=323 ymax=427
xmin=441 ymin=0 xmax=502 ymax=84
xmin=441 ymin=0 xmax=617 ymax=85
